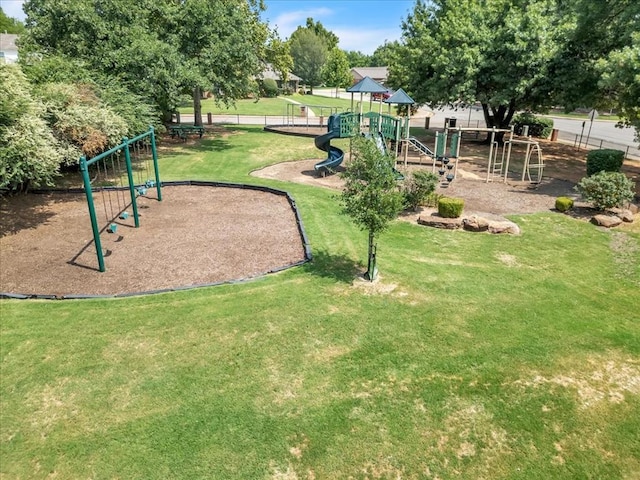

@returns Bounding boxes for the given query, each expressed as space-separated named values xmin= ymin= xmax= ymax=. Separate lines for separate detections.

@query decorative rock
xmin=608 ymin=208 xmax=635 ymax=223
xmin=417 ymin=215 xmax=462 ymax=229
xmin=591 ymin=214 xmax=622 ymax=228
xmin=462 ymin=215 xmax=490 ymax=232
xmin=488 ymin=221 xmax=521 ymax=235
xmin=627 ymin=203 xmax=639 ymax=214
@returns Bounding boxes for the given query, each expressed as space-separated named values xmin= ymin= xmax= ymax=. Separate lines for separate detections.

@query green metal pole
xmin=80 ymin=156 xmax=105 ymax=272
xmin=123 ymin=137 xmax=140 ymax=228
xmin=149 ymin=126 xmax=162 ymax=201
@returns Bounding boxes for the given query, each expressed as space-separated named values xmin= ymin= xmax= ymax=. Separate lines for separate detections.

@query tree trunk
xmin=481 ymin=99 xmax=517 ymax=143
xmin=193 ymin=86 xmax=203 ymax=127
xmin=365 ymin=231 xmax=377 ymax=281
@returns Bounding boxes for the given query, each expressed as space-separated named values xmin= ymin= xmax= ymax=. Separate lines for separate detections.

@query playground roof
xmin=347 ymin=76 xmax=387 ymax=93
xmin=384 ymin=88 xmax=415 ymax=105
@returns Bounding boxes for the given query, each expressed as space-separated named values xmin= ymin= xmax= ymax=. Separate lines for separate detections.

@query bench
xmin=169 ymin=125 xmax=205 ymax=141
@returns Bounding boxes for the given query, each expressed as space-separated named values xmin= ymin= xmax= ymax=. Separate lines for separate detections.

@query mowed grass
xmin=2 ymin=127 xmax=640 ymax=479
xmin=177 ymin=94 xmax=382 ymax=116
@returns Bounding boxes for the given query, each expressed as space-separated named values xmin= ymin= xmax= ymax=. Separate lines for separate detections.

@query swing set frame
xmin=80 ymin=126 xmax=162 ymax=272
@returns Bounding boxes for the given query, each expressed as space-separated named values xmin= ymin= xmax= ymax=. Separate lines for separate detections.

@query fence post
xmin=207 ymin=112 xmax=212 ymax=125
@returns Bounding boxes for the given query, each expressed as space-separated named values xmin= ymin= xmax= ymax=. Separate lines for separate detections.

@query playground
xmin=258 ymin=124 xmax=640 ymax=216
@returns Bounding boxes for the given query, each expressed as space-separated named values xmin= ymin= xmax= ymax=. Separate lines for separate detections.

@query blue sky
xmin=2 ymin=0 xmax=415 ymax=55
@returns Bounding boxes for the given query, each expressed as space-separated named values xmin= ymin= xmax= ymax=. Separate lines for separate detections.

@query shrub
xmin=575 ymin=171 xmax=635 ymax=210
xmin=555 ymin=196 xmax=574 ymax=212
xmin=586 ymin=149 xmax=625 ymax=176
xmin=438 ymin=197 xmax=464 ymax=218
xmin=511 ymin=112 xmax=554 ymax=138
xmin=402 ymin=170 xmax=439 ymax=211
xmin=261 ymin=78 xmax=279 ymax=98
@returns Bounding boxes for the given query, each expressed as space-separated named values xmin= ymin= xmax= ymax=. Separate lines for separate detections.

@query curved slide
xmin=314 ymin=114 xmax=344 ymax=175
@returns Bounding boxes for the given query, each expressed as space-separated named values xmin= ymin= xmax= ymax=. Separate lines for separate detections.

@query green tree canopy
xmin=304 ymin=17 xmax=339 ymax=50
xmin=289 ymin=29 xmax=328 ymax=93
xmin=370 ymin=41 xmax=400 ymax=67
xmin=345 ymin=50 xmax=371 ymax=68
xmin=322 ymin=48 xmax=352 ymax=97
xmin=0 ymin=7 xmax=25 ymax=34
xmin=21 ymin=0 xmax=272 ymax=124
xmin=389 ymin=0 xmax=562 ymax=135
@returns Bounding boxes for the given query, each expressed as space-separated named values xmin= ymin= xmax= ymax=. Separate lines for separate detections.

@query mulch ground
xmin=2 ymin=127 xmax=638 ymax=298
xmin=0 ymin=185 xmax=306 ymax=297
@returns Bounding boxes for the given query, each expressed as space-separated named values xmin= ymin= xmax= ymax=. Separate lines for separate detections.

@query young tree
xmin=289 ymin=29 xmax=328 ymax=93
xmin=322 ymin=48 xmax=352 ymax=97
xmin=340 ymin=136 xmax=405 ymax=281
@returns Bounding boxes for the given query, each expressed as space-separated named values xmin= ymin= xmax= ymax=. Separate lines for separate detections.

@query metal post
xmin=148 ymin=127 xmax=162 ymax=201
xmin=80 ymin=156 xmax=106 ymax=272
xmin=123 ymin=137 xmax=140 ymax=228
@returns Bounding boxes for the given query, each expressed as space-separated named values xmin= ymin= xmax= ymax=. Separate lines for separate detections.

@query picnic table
xmin=169 ymin=125 xmax=205 ymax=141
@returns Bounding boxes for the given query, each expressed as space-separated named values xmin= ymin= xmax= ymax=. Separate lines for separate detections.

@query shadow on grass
xmin=303 ymin=250 xmax=361 ymax=284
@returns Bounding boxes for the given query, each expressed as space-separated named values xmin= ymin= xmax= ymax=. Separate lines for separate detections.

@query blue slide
xmin=314 ymin=114 xmax=344 ymax=176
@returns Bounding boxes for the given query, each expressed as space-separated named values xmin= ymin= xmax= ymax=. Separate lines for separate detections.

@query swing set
xmin=79 ymin=126 xmax=162 ymax=272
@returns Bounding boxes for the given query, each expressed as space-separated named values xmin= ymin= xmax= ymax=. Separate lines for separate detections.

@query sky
xmin=1 ymin=0 xmax=415 ymax=55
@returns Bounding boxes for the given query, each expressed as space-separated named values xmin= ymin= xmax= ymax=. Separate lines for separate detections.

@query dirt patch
xmin=253 ymin=132 xmax=640 ymax=217
xmin=0 ymin=185 xmax=307 ymax=297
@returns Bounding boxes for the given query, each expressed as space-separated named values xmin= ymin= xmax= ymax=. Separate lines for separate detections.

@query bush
xmin=438 ymin=197 xmax=464 ymax=218
xmin=586 ymin=149 xmax=625 ymax=176
xmin=575 ymin=171 xmax=635 ymax=210
xmin=511 ymin=112 xmax=554 ymax=138
xmin=402 ymin=170 xmax=439 ymax=211
xmin=555 ymin=196 xmax=574 ymax=212
xmin=261 ymin=78 xmax=279 ymax=98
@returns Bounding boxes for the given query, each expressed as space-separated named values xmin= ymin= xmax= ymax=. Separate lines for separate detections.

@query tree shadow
xmin=0 ymin=192 xmax=85 ymax=238
xmin=303 ymin=249 xmax=361 ymax=283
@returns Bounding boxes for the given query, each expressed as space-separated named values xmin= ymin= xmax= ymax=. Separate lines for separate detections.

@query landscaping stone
xmin=591 ymin=214 xmax=623 ymax=228
xmin=488 ymin=221 xmax=521 ymax=235
xmin=608 ymin=208 xmax=635 ymax=223
xmin=417 ymin=215 xmax=462 ymax=229
xmin=462 ymin=215 xmax=490 ymax=232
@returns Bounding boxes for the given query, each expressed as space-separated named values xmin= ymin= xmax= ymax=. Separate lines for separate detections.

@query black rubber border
xmin=1 ymin=181 xmax=312 ymax=300
xmin=263 ymin=125 xmax=324 ymax=138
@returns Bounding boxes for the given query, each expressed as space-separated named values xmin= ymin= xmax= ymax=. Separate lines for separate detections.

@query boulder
xmin=488 ymin=221 xmax=521 ymax=235
xmin=417 ymin=215 xmax=462 ymax=230
xmin=591 ymin=214 xmax=622 ymax=228
xmin=608 ymin=208 xmax=635 ymax=223
xmin=462 ymin=215 xmax=490 ymax=232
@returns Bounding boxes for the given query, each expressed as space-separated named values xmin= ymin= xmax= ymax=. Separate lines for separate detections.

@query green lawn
xmin=177 ymin=94 xmax=383 ymax=116
xmin=2 ymin=126 xmax=639 ymax=479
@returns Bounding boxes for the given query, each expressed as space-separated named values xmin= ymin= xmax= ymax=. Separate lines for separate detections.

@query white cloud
xmin=270 ymin=7 xmax=333 ymax=39
xmin=334 ymin=27 xmax=402 ymax=55
xmin=2 ymin=0 xmax=26 ymax=21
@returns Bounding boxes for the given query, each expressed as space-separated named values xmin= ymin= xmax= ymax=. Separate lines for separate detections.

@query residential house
xmin=350 ymin=66 xmax=388 ymax=85
xmin=262 ymin=64 xmax=301 ymax=93
xmin=0 ymin=34 xmax=19 ymax=64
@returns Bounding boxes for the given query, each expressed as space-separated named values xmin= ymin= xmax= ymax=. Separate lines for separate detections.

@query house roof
xmin=347 ymin=76 xmax=387 ymax=93
xmin=262 ymin=64 xmax=301 ymax=82
xmin=351 ymin=66 xmax=388 ymax=80
xmin=0 ymin=34 xmax=18 ymax=51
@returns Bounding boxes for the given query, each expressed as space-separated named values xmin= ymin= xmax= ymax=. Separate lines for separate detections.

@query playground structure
xmin=80 ymin=127 xmax=162 ymax=272
xmin=441 ymin=126 xmax=545 ymax=184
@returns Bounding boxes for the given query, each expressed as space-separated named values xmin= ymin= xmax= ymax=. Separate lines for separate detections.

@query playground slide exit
xmin=314 ymin=114 xmax=344 ymax=175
